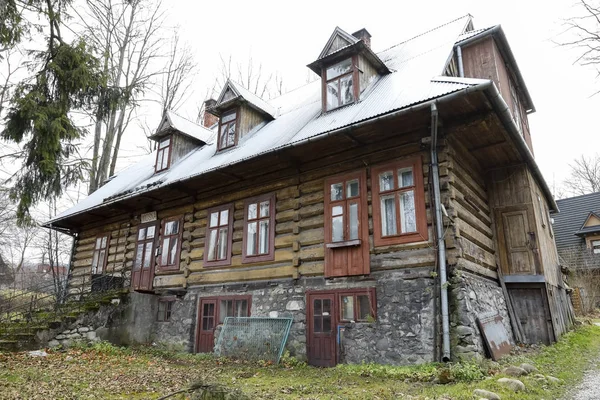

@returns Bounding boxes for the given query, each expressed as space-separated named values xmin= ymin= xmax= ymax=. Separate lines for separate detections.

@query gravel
xmin=565 ymin=361 xmax=600 ymax=400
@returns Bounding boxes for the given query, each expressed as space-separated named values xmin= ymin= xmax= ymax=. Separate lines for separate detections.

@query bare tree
xmin=563 ymin=154 xmax=600 ymax=196
xmin=561 ymin=1 xmax=600 ymax=73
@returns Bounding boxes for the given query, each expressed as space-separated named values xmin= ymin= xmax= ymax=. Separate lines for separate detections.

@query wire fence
xmin=215 ymin=317 xmax=293 ymax=364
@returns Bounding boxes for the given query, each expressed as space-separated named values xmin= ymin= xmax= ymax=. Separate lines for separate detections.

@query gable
xmin=583 ymin=213 xmax=600 ymax=228
xmin=318 ymin=27 xmax=359 ymax=59
xmin=220 ymin=87 xmax=238 ymax=104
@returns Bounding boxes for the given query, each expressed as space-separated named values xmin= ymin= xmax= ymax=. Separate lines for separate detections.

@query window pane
xmin=157 ymin=302 xmax=165 ymax=322
xmin=332 ymin=215 xmax=344 ymax=242
xmin=92 ymin=252 xmax=99 ymax=273
xmin=207 ymin=229 xmax=218 ymax=261
xmin=357 ymin=295 xmax=371 ymax=320
xmin=340 ymin=74 xmax=354 ymax=105
xmin=159 ymin=137 xmax=170 ymax=148
xmin=156 ymin=151 xmax=164 ymax=170
xmin=161 ymin=147 xmax=170 ymax=169
xmin=227 ymin=123 xmax=236 ymax=146
xmin=219 ymin=127 xmax=228 ymax=149
xmin=259 ymin=201 xmax=270 ymax=218
xmin=143 ymin=245 xmax=152 ymax=268
xmin=349 ymin=203 xmax=359 ymax=240
xmin=147 ymin=226 xmax=155 ymax=239
xmin=222 ymin=112 xmax=236 ymax=123
xmin=237 ymin=300 xmax=248 ymax=317
xmin=138 ymin=228 xmax=146 ymax=241
xmin=322 ymin=299 xmax=331 ymax=314
xmin=381 ymin=195 xmax=397 ymax=236
xmin=165 ymin=220 xmax=178 ymax=235
xmin=217 ymin=227 xmax=228 ymax=260
xmin=134 ymin=244 xmax=144 ymax=269
xmin=161 ymin=237 xmax=170 ymax=265
xmin=248 ymin=203 xmax=258 ymax=219
xmin=259 ymin=220 xmax=269 ymax=254
xmin=210 ymin=212 xmax=219 ymax=228
xmin=314 ymin=299 xmax=322 ymax=316
xmin=101 ymin=236 xmax=108 ymax=248
xmin=314 ymin=315 xmax=322 ymax=332
xmin=323 ymin=315 xmax=331 ymax=332
xmin=341 ymin=295 xmax=354 ymax=320
xmin=346 ymin=180 xmax=359 ymax=198
xmin=247 ymin=221 xmax=257 ymax=256
xmin=327 ymin=81 xmax=339 ymax=110
xmin=379 ymin=171 xmax=394 ymax=192
xmin=98 ymin=250 xmax=106 ymax=273
xmin=400 ymin=190 xmax=416 ymax=233
xmin=398 ymin=167 xmax=414 ymax=188
xmin=326 ymin=58 xmax=352 ymax=80
xmin=220 ymin=209 xmax=229 ymax=226
xmin=169 ymin=237 xmax=178 ymax=265
xmin=332 ymin=205 xmax=343 ymax=216
xmin=330 ymin=183 xmax=343 ymax=201
xmin=95 ymin=238 xmax=102 ymax=249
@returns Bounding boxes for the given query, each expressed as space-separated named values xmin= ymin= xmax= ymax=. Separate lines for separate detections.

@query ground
xmin=1 ymin=324 xmax=600 ymax=399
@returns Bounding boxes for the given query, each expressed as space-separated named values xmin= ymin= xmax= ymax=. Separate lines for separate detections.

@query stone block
xmin=497 ymin=378 xmax=525 ymax=392
xmin=473 ymin=389 xmax=500 ymax=400
xmin=48 ymin=339 xmax=61 ymax=348
xmin=78 ymin=327 xmax=90 ymax=333
xmin=286 ymin=300 xmax=304 ymax=311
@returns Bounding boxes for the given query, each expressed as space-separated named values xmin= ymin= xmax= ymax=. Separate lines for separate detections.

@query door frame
xmin=306 ymin=291 xmax=338 ymax=367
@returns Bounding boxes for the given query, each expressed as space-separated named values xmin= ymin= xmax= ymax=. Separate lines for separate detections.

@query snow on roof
xmin=49 ymin=15 xmax=485 ymax=224
xmin=161 ymin=110 xmax=216 ymax=144
xmin=219 ymin=80 xmax=278 ymax=119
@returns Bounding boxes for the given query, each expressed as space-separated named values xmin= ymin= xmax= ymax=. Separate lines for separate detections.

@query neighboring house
xmin=44 ymin=16 xmax=570 ymax=366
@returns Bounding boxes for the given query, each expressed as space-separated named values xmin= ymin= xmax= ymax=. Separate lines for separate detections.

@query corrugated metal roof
xmin=49 ymin=15 xmax=483 ymax=224
xmin=227 ymin=80 xmax=278 ymax=118
xmin=456 ymin=26 xmax=495 ymax=44
xmin=165 ymin=111 xmax=215 ymax=144
xmin=553 ymin=192 xmax=600 ymax=249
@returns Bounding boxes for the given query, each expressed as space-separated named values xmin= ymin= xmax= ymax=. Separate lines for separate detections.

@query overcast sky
xmin=128 ymin=0 xmax=598 ymax=197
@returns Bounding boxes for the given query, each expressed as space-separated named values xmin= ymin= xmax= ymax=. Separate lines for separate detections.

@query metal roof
xmin=217 ymin=79 xmax=278 ymax=119
xmin=150 ymin=110 xmax=215 ymax=144
xmin=553 ymin=192 xmax=600 ymax=249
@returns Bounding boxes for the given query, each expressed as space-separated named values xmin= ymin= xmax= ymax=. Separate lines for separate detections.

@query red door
xmin=307 ymin=293 xmax=337 ymax=367
xmin=197 ymin=299 xmax=217 ymax=353
xmin=131 ymin=221 xmax=159 ymax=292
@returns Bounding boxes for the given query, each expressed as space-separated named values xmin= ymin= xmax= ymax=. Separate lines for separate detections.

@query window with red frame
xmin=243 ymin=194 xmax=275 ymax=263
xmin=204 ymin=204 xmax=234 ymax=267
xmin=159 ymin=216 xmax=183 ymax=271
xmin=372 ymin=157 xmax=428 ymax=246
xmin=338 ymin=288 xmax=376 ymax=322
xmin=155 ymin=136 xmax=172 ymax=172
xmin=324 ymin=58 xmax=356 ymax=111
xmin=91 ymin=234 xmax=109 ymax=274
xmin=218 ymin=110 xmax=238 ymax=150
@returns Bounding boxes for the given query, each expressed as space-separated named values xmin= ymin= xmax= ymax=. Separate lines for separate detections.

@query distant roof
xmin=554 ymin=192 xmax=600 ymax=249
xmin=150 ymin=110 xmax=215 ymax=144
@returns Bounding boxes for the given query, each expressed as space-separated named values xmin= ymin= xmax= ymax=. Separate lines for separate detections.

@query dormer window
xmin=218 ymin=110 xmax=238 ymax=151
xmin=155 ymin=136 xmax=172 ymax=172
xmin=325 ymin=58 xmax=355 ymax=111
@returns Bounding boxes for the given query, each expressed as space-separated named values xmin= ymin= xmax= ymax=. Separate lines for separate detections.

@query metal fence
xmin=215 ymin=317 xmax=293 ymax=364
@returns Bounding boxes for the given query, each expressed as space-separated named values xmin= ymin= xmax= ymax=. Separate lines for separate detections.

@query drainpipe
xmin=456 ymin=46 xmax=464 ymax=78
xmin=430 ymin=103 xmax=451 ymax=362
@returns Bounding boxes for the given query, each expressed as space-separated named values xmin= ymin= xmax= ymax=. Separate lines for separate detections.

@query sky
xmin=129 ymin=0 xmax=600 ymax=197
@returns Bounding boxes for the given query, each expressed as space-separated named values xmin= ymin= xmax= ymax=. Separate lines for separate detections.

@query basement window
xmin=339 ymin=288 xmax=376 ymax=322
xmin=155 ymin=136 xmax=172 ymax=172
xmin=157 ymin=298 xmax=175 ymax=322
xmin=325 ymin=58 xmax=355 ymax=111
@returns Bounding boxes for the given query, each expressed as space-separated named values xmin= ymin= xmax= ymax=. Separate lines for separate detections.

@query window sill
xmin=326 ymin=239 xmax=361 ymax=249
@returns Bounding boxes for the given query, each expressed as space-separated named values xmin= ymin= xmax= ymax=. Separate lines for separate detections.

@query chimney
xmin=202 ymin=99 xmax=218 ymax=128
xmin=352 ymin=28 xmax=372 ymax=48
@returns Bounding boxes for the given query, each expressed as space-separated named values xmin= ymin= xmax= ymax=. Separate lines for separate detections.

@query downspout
xmin=430 ymin=103 xmax=451 ymax=362
xmin=456 ymin=46 xmax=464 ymax=78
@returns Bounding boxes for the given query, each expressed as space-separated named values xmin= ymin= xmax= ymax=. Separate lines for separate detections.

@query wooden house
xmin=45 ymin=16 xmax=571 ymax=365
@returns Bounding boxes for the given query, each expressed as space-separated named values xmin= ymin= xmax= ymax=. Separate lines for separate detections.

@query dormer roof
xmin=212 ymin=79 xmax=277 ymax=119
xmin=149 ymin=110 xmax=215 ymax=144
xmin=307 ymin=26 xmax=390 ymax=75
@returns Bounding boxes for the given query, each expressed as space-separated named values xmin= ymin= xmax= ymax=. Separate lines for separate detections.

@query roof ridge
xmin=378 ymin=14 xmax=472 ymax=54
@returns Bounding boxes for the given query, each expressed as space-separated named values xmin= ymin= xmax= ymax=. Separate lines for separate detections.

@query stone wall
xmin=449 ymin=270 xmax=514 ymax=360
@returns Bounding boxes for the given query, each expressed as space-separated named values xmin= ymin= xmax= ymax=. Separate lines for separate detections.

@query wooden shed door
xmin=509 ymin=286 xmax=554 ymax=345
xmin=307 ymin=293 xmax=337 ymax=367
xmin=197 ymin=299 xmax=217 ymax=353
xmin=131 ymin=221 xmax=158 ymax=292
xmin=497 ymin=208 xmax=538 ymax=275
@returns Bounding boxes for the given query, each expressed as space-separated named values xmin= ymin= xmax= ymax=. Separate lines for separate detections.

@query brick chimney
xmin=352 ymin=28 xmax=371 ymax=48
xmin=202 ymin=99 xmax=218 ymax=128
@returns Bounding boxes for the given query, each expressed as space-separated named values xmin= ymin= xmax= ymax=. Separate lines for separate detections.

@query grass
xmin=0 ymin=324 xmax=599 ymax=399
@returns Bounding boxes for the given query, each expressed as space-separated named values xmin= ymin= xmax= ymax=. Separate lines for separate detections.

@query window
xmin=243 ymin=193 xmax=275 ymax=263
xmin=324 ymin=58 xmax=356 ymax=111
xmin=158 ymin=216 xmax=183 ymax=271
xmin=91 ymin=234 xmax=110 ymax=274
xmin=218 ymin=297 xmax=250 ymax=323
xmin=157 ymin=298 xmax=175 ymax=322
xmin=338 ymin=288 xmax=377 ymax=322
xmin=372 ymin=157 xmax=428 ymax=246
xmin=510 ymin=80 xmax=523 ymax=136
xmin=325 ymin=174 xmax=365 ymax=246
xmin=538 ymin=195 xmax=546 ymax=228
xmin=592 ymin=240 xmax=600 ymax=254
xmin=218 ymin=110 xmax=238 ymax=150
xmin=131 ymin=221 xmax=159 ymax=291
xmin=204 ymin=204 xmax=234 ymax=267
xmin=155 ymin=136 xmax=172 ymax=172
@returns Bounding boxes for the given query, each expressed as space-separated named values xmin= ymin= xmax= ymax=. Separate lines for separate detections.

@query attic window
xmin=324 ymin=58 xmax=356 ymax=111
xmin=218 ymin=110 xmax=238 ymax=151
xmin=155 ymin=136 xmax=172 ymax=172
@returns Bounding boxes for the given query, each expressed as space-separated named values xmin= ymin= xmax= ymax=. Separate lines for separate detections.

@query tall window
xmin=204 ymin=204 xmax=233 ymax=267
xmin=326 ymin=176 xmax=363 ymax=245
xmin=218 ymin=110 xmax=238 ymax=150
xmin=92 ymin=234 xmax=110 ymax=274
xmin=155 ymin=136 xmax=172 ymax=172
xmin=243 ymin=194 xmax=275 ymax=263
xmin=134 ymin=224 xmax=157 ymax=271
xmin=372 ymin=157 xmax=428 ymax=246
xmin=159 ymin=216 xmax=183 ymax=271
xmin=510 ymin=80 xmax=523 ymax=136
xmin=324 ymin=58 xmax=355 ymax=111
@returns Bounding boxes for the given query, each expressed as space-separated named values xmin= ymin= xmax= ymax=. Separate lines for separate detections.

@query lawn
xmin=1 ymin=324 xmax=599 ymax=399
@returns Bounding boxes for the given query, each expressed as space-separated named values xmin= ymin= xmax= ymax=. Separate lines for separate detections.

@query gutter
xmin=430 ymin=103 xmax=451 ymax=362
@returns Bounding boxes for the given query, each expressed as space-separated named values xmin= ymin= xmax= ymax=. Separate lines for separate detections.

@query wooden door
xmin=307 ymin=293 xmax=337 ymax=367
xmin=496 ymin=207 xmax=540 ymax=275
xmin=197 ymin=299 xmax=217 ymax=353
xmin=509 ymin=285 xmax=554 ymax=345
xmin=131 ymin=221 xmax=159 ymax=292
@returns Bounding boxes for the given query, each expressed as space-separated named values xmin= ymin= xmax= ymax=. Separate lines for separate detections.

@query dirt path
xmin=564 ymin=323 xmax=600 ymax=399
